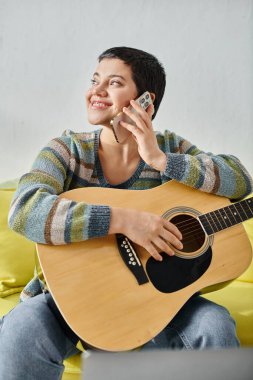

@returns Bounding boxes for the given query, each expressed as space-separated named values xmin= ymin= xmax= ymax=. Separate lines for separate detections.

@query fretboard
xmin=199 ymin=197 xmax=253 ymax=235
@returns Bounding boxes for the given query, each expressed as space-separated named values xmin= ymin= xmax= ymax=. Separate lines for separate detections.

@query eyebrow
xmin=93 ymin=72 xmax=126 ymax=81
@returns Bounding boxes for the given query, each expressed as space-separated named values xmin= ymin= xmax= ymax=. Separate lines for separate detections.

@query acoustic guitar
xmin=37 ymin=180 xmax=253 ymax=351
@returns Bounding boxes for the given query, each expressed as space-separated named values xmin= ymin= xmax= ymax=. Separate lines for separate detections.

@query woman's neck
xmin=99 ymin=126 xmax=139 ymax=164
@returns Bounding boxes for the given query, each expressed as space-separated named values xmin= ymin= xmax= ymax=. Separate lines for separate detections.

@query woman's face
xmin=86 ymin=58 xmax=138 ymax=127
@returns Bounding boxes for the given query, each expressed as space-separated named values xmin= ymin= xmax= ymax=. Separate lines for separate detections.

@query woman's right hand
xmin=108 ymin=207 xmax=183 ymax=261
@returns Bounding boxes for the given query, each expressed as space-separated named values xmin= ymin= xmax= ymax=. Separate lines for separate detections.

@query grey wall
xmin=0 ymin=0 xmax=252 ymax=181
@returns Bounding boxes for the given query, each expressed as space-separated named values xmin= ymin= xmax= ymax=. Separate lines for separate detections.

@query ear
xmin=150 ymin=92 xmax=156 ymax=103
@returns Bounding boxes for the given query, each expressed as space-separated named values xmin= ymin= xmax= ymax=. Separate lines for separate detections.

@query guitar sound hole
xmin=170 ymin=214 xmax=205 ymax=253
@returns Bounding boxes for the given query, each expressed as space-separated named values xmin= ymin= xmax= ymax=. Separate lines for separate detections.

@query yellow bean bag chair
xmin=1 ymin=182 xmax=252 ymax=380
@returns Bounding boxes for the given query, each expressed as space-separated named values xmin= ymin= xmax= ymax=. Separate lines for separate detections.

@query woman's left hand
xmin=120 ymin=99 xmax=167 ymax=171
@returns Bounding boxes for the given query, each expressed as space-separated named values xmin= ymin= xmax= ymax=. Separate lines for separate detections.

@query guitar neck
xmin=199 ymin=196 xmax=253 ymax=235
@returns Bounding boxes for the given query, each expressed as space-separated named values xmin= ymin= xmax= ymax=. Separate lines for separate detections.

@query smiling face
xmin=86 ymin=58 xmax=138 ymax=127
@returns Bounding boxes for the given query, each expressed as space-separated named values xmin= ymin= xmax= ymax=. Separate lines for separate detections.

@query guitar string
xmin=167 ymin=218 xmax=222 ymax=235
xmin=166 ymin=210 xmax=250 ymax=233
xmin=168 ymin=208 xmax=250 ymax=229
xmin=162 ymin=227 xmax=206 ymax=248
xmin=165 ymin=199 xmax=253 ymax=232
xmin=165 ymin=215 xmax=246 ymax=242
xmin=173 ymin=220 xmax=235 ymax=238
xmin=157 ymin=201 xmax=253 ymax=249
xmin=173 ymin=213 xmax=249 ymax=236
xmin=166 ymin=216 xmax=248 ymax=247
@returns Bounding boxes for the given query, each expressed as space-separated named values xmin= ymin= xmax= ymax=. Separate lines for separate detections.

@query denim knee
xmin=0 ymin=294 xmax=80 ymax=380
xmin=193 ymin=301 xmax=240 ymax=348
xmin=2 ymin=299 xmax=44 ymax=352
xmin=169 ymin=296 xmax=240 ymax=349
xmin=143 ymin=296 xmax=239 ymax=351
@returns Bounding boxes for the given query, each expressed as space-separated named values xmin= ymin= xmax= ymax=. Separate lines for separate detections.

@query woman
xmin=1 ymin=46 xmax=252 ymax=379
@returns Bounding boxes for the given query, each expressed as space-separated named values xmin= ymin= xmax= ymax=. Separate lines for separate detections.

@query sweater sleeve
xmin=8 ymin=136 xmax=111 ymax=245
xmin=160 ymin=130 xmax=252 ymax=200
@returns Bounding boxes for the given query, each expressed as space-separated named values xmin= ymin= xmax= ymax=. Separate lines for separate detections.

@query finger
xmin=145 ymin=242 xmax=163 ymax=261
xmin=159 ymin=230 xmax=183 ymax=250
xmin=163 ymin=220 xmax=183 ymax=240
xmin=153 ymin=237 xmax=175 ymax=256
xmin=119 ymin=121 xmax=143 ymax=138
xmin=123 ymin=106 xmax=145 ymax=130
xmin=129 ymin=100 xmax=152 ymax=125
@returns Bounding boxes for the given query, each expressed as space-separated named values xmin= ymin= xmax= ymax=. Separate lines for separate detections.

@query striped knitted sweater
xmin=8 ymin=128 xmax=252 ymax=303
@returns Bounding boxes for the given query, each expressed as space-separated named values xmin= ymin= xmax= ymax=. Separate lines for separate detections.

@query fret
xmin=230 ymin=204 xmax=243 ymax=224
xmin=216 ymin=209 xmax=228 ymax=230
xmin=198 ymin=214 xmax=214 ymax=235
xmin=212 ymin=210 xmax=224 ymax=230
xmin=236 ymin=201 xmax=250 ymax=221
xmin=243 ymin=198 xmax=253 ymax=219
xmin=225 ymin=205 xmax=238 ymax=224
xmin=219 ymin=207 xmax=233 ymax=228
xmin=206 ymin=212 xmax=220 ymax=233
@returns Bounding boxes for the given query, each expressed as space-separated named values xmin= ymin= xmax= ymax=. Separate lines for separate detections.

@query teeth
xmin=92 ymin=102 xmax=109 ymax=108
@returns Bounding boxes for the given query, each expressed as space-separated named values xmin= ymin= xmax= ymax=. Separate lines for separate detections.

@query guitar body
xmin=37 ymin=181 xmax=252 ymax=351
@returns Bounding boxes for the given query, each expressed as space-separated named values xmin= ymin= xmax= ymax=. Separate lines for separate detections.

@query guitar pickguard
xmin=146 ymin=247 xmax=212 ymax=293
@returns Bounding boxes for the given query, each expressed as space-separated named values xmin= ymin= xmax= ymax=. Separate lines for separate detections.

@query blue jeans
xmin=0 ymin=293 xmax=239 ymax=379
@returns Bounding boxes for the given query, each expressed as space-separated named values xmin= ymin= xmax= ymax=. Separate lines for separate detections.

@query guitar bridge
xmin=115 ymin=234 xmax=149 ymax=285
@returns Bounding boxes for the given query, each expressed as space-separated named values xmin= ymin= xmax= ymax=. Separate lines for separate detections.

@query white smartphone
xmin=110 ymin=91 xmax=152 ymax=143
